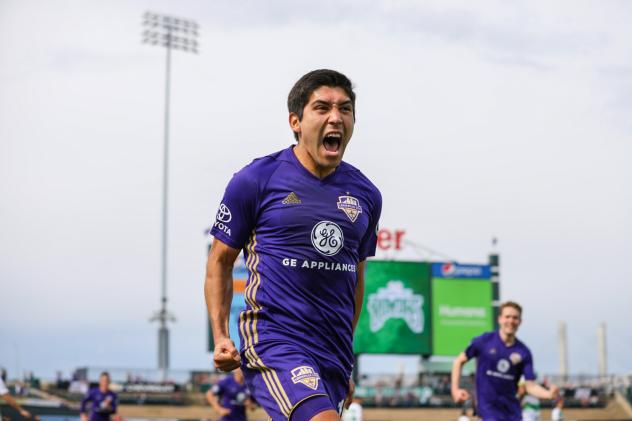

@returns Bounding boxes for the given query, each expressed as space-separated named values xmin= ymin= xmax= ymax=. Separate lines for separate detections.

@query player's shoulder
xmin=514 ymin=337 xmax=533 ymax=354
xmin=338 ymin=161 xmax=382 ymax=199
xmin=228 ymin=147 xmax=291 ymax=194
xmin=217 ymin=375 xmax=232 ymax=387
xmin=236 ymin=148 xmax=287 ymax=179
xmin=474 ymin=330 xmax=497 ymax=343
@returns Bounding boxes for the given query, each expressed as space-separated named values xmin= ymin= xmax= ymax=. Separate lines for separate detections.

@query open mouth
xmin=323 ymin=133 xmax=342 ymax=153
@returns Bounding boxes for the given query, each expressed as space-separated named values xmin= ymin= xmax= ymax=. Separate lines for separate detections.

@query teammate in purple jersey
xmin=205 ymin=69 xmax=381 ymax=421
xmin=80 ymin=372 xmax=118 ymax=421
xmin=206 ymin=368 xmax=254 ymax=421
xmin=451 ymin=302 xmax=558 ymax=421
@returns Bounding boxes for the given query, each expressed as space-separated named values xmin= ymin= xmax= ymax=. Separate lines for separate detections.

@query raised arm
xmin=205 ymin=238 xmax=242 ymax=372
xmin=451 ymin=352 xmax=471 ymax=403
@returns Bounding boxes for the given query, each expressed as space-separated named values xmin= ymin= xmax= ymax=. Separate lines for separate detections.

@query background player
xmin=518 ymin=379 xmax=541 ymax=421
xmin=205 ymin=368 xmax=254 ymax=421
xmin=80 ymin=372 xmax=118 ymax=421
xmin=451 ymin=301 xmax=558 ymax=421
xmin=205 ymin=69 xmax=381 ymax=421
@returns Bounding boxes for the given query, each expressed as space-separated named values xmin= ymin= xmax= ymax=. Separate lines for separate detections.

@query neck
xmin=499 ymin=330 xmax=516 ymax=346
xmin=293 ymin=144 xmax=335 ymax=179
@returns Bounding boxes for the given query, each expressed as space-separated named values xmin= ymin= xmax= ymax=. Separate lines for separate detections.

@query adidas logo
xmin=282 ymin=192 xmax=302 ymax=205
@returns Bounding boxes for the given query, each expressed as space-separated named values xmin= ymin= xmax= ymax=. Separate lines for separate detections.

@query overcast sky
xmin=1 ymin=0 xmax=631 ymax=380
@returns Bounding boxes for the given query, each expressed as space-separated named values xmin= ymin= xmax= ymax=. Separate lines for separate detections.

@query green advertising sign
xmin=354 ymin=261 xmax=431 ymax=355
xmin=431 ymin=278 xmax=493 ymax=356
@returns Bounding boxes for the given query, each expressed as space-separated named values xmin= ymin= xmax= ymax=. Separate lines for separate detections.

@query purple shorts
xmin=241 ymin=340 xmax=349 ymax=420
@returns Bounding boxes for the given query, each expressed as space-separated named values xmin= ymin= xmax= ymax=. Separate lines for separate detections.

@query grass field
xmin=113 ymin=394 xmax=632 ymax=421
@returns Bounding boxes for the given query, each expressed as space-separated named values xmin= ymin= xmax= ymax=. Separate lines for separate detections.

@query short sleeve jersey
xmin=212 ymin=376 xmax=249 ymax=421
xmin=210 ymin=146 xmax=382 ymax=374
xmin=80 ymin=388 xmax=118 ymax=421
xmin=465 ymin=331 xmax=536 ymax=421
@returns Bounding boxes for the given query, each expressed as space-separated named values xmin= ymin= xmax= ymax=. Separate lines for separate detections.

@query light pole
xmin=142 ymin=11 xmax=199 ymax=380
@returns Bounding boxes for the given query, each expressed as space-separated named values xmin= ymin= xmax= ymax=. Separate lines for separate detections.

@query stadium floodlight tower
xmin=142 ymin=11 xmax=199 ymax=381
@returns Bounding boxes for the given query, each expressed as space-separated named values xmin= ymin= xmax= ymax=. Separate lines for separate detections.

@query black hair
xmin=287 ymin=69 xmax=356 ymax=141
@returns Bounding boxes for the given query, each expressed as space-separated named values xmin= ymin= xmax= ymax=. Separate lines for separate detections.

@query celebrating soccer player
xmin=451 ymin=301 xmax=559 ymax=421
xmin=205 ymin=69 xmax=382 ymax=421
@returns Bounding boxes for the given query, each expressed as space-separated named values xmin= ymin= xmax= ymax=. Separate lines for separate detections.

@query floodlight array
xmin=142 ymin=11 xmax=199 ymax=53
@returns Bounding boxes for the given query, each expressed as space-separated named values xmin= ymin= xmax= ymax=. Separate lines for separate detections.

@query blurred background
xmin=1 ymin=1 xmax=631 ymax=420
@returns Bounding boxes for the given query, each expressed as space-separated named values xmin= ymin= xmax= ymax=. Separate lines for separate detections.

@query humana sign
xmin=367 ymin=281 xmax=424 ymax=333
xmin=438 ymin=305 xmax=486 ymax=318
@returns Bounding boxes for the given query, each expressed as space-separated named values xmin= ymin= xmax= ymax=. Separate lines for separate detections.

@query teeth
xmin=325 ymin=133 xmax=341 ymax=139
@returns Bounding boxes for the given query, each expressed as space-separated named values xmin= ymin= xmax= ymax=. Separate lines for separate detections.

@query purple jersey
xmin=211 ymin=146 xmax=382 ymax=375
xmin=465 ymin=331 xmax=536 ymax=421
xmin=212 ymin=375 xmax=249 ymax=421
xmin=80 ymin=388 xmax=118 ymax=421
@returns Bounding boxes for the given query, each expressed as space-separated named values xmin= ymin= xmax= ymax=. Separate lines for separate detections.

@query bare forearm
xmin=205 ymin=391 xmax=222 ymax=412
xmin=525 ymin=381 xmax=556 ymax=399
xmin=2 ymin=393 xmax=23 ymax=412
xmin=205 ymin=260 xmax=234 ymax=342
xmin=451 ymin=363 xmax=461 ymax=391
xmin=451 ymin=353 xmax=467 ymax=391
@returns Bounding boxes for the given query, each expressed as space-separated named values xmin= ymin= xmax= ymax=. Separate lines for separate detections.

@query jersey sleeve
xmin=80 ymin=389 xmax=93 ymax=413
xmin=522 ymin=350 xmax=536 ymax=381
xmin=210 ymin=169 xmax=259 ymax=249
xmin=212 ymin=378 xmax=226 ymax=396
xmin=464 ymin=334 xmax=484 ymax=360
xmin=358 ymin=189 xmax=382 ymax=262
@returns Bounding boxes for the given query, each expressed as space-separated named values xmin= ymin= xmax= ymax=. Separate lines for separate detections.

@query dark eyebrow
xmin=311 ymin=99 xmax=353 ymax=107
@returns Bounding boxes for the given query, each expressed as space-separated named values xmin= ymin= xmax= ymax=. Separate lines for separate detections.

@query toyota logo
xmin=216 ymin=203 xmax=232 ymax=223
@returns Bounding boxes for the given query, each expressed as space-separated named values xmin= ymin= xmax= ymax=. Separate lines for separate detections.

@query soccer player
xmin=205 ymin=69 xmax=382 ymax=421
xmin=205 ymin=368 xmax=254 ymax=421
xmin=80 ymin=372 xmax=118 ymax=421
xmin=451 ymin=301 xmax=558 ymax=421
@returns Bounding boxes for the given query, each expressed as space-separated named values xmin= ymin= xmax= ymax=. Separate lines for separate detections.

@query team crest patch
xmin=510 ymin=352 xmax=522 ymax=365
xmin=337 ymin=195 xmax=362 ymax=222
xmin=291 ymin=366 xmax=320 ymax=390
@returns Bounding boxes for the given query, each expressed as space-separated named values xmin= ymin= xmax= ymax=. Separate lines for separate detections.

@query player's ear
xmin=289 ymin=113 xmax=301 ymax=135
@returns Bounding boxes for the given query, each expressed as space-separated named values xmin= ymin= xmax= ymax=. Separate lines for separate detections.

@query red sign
xmin=377 ymin=229 xmax=406 ymax=250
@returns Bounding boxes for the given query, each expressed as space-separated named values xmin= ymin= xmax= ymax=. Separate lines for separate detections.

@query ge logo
xmin=311 ymin=221 xmax=344 ymax=256
xmin=497 ymin=358 xmax=510 ymax=373
xmin=236 ymin=392 xmax=246 ymax=404
xmin=216 ymin=203 xmax=232 ymax=223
